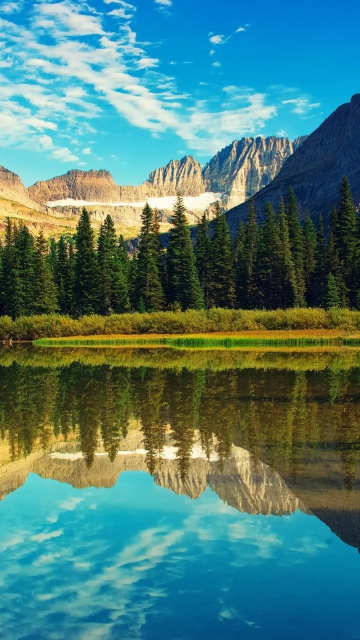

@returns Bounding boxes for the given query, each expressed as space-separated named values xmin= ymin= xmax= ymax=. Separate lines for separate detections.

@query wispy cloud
xmin=0 ymin=2 xmax=312 ymax=163
xmin=282 ymin=97 xmax=321 ymax=116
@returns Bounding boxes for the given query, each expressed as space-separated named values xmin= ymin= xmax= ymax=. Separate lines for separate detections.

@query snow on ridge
xmin=46 ymin=192 xmax=223 ymax=211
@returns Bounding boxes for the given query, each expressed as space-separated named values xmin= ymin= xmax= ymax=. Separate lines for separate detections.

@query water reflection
xmin=0 ymin=347 xmax=359 ymax=551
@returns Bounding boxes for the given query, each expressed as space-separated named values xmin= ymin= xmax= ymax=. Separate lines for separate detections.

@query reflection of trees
xmin=0 ymin=360 xmax=359 ymax=485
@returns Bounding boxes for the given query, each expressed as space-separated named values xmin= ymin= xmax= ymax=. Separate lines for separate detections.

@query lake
xmin=0 ymin=346 xmax=359 ymax=640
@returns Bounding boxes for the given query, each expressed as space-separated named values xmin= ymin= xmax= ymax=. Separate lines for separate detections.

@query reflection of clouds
xmin=30 ymin=529 xmax=63 ymax=543
xmin=0 ymin=474 xmax=350 ymax=639
xmin=59 ymin=497 xmax=83 ymax=511
xmin=290 ymin=537 xmax=329 ymax=556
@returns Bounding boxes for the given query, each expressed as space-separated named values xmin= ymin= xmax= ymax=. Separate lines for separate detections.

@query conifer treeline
xmin=0 ymin=177 xmax=358 ymax=318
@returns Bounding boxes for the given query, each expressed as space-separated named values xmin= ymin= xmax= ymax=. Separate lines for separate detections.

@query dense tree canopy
xmin=0 ymin=178 xmax=359 ymax=318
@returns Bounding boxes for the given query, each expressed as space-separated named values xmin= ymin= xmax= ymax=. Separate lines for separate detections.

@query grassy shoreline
xmin=34 ymin=329 xmax=360 ymax=348
xmin=3 ymin=308 xmax=360 ymax=343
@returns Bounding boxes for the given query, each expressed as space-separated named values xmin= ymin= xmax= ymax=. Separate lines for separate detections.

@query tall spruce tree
xmin=336 ymin=177 xmax=358 ymax=305
xmin=74 ymin=208 xmax=100 ymax=316
xmin=195 ymin=213 xmax=212 ymax=308
xmin=32 ymin=231 xmax=58 ymax=314
xmin=312 ymin=214 xmax=328 ymax=307
xmin=16 ymin=223 xmax=35 ymax=314
xmin=97 ymin=215 xmax=130 ymax=314
xmin=302 ymin=211 xmax=317 ymax=306
xmin=277 ymin=198 xmax=298 ymax=308
xmin=237 ymin=200 xmax=258 ymax=308
xmin=2 ymin=219 xmax=24 ymax=319
xmin=208 ymin=202 xmax=235 ymax=308
xmin=323 ymin=273 xmax=341 ymax=309
xmin=55 ymin=237 xmax=72 ymax=315
xmin=255 ymin=202 xmax=283 ymax=309
xmin=234 ymin=220 xmax=246 ymax=308
xmin=329 ymin=206 xmax=347 ymax=305
xmin=285 ymin=187 xmax=306 ymax=306
xmin=136 ymin=204 xmax=164 ymax=311
xmin=166 ymin=196 xmax=204 ymax=310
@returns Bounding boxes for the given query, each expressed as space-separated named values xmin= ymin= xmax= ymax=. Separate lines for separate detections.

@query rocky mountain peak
xmin=226 ymin=93 xmax=360 ymax=234
xmin=148 ymin=155 xmax=205 ymax=196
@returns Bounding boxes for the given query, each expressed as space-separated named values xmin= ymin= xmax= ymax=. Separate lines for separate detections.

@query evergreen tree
xmin=208 ymin=202 xmax=235 ymax=308
xmin=97 ymin=215 xmax=130 ymax=314
xmin=302 ymin=211 xmax=317 ymax=306
xmin=166 ymin=196 xmax=204 ymax=310
xmin=55 ymin=237 xmax=70 ymax=314
xmin=255 ymin=202 xmax=283 ymax=309
xmin=32 ymin=231 xmax=58 ymax=314
xmin=285 ymin=187 xmax=306 ymax=306
xmin=195 ymin=213 xmax=212 ymax=308
xmin=236 ymin=200 xmax=258 ymax=308
xmin=234 ymin=220 xmax=246 ymax=308
xmin=337 ymin=177 xmax=358 ymax=305
xmin=136 ymin=204 xmax=164 ymax=311
xmin=277 ymin=198 xmax=298 ymax=308
xmin=117 ymin=235 xmax=131 ymax=313
xmin=323 ymin=273 xmax=341 ymax=309
xmin=312 ymin=214 xmax=328 ymax=306
xmin=74 ymin=208 xmax=100 ymax=316
xmin=1 ymin=219 xmax=24 ymax=319
xmin=328 ymin=206 xmax=347 ymax=305
xmin=15 ymin=223 xmax=35 ymax=314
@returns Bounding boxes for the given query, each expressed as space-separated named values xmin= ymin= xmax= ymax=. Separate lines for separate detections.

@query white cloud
xmin=155 ymin=0 xmax=172 ymax=5
xmin=83 ymin=147 xmax=92 ymax=154
xmin=30 ymin=530 xmax=64 ymax=544
xmin=282 ymin=97 xmax=321 ymax=115
xmin=137 ymin=57 xmax=159 ymax=69
xmin=209 ymin=34 xmax=224 ymax=45
xmin=59 ymin=497 xmax=83 ymax=510
xmin=1 ymin=1 xmax=23 ymax=14
xmin=212 ymin=61 xmax=221 ymax=68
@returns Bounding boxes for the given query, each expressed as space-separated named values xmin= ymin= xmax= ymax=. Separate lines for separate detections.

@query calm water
xmin=0 ymin=346 xmax=359 ymax=640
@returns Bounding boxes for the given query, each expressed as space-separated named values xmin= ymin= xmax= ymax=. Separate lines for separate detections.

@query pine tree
xmin=208 ymin=202 xmax=235 ymax=308
xmin=312 ymin=214 xmax=328 ymax=306
xmin=136 ymin=204 xmax=164 ymax=311
xmin=117 ymin=235 xmax=131 ymax=313
xmin=254 ymin=202 xmax=283 ymax=309
xmin=302 ymin=211 xmax=317 ymax=306
xmin=166 ymin=196 xmax=204 ymax=310
xmin=234 ymin=220 xmax=246 ymax=308
xmin=337 ymin=177 xmax=358 ymax=305
xmin=195 ymin=213 xmax=212 ymax=308
xmin=285 ymin=187 xmax=306 ymax=306
xmin=328 ymin=206 xmax=347 ymax=305
xmin=55 ymin=237 xmax=74 ymax=315
xmin=237 ymin=200 xmax=258 ymax=308
xmin=97 ymin=215 xmax=130 ymax=315
xmin=32 ymin=231 xmax=58 ymax=314
xmin=1 ymin=219 xmax=24 ymax=319
xmin=15 ymin=223 xmax=35 ymax=314
xmin=74 ymin=208 xmax=100 ymax=316
xmin=323 ymin=273 xmax=341 ymax=309
xmin=277 ymin=198 xmax=298 ymax=308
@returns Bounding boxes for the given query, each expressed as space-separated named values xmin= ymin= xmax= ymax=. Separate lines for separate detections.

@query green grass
xmin=3 ymin=307 xmax=360 ymax=342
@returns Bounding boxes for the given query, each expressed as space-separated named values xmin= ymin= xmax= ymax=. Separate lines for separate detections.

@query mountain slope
xmin=226 ymin=94 xmax=360 ymax=235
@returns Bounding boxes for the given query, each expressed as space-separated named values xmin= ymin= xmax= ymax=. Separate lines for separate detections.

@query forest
xmin=0 ymin=176 xmax=358 ymax=319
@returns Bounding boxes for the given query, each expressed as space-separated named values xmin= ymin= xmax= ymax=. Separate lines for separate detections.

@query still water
xmin=0 ymin=346 xmax=359 ymax=640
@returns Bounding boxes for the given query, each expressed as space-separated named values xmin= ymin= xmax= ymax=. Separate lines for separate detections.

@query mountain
xmin=0 ymin=165 xmax=79 ymax=238
xmin=226 ymin=94 xmax=360 ymax=235
xmin=0 ymin=134 xmax=302 ymax=238
xmin=203 ymin=136 xmax=307 ymax=209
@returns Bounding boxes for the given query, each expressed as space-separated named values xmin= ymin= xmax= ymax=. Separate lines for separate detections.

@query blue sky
xmin=0 ymin=0 xmax=358 ymax=186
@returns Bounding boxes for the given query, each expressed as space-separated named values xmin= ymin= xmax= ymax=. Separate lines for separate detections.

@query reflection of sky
xmin=0 ymin=472 xmax=359 ymax=640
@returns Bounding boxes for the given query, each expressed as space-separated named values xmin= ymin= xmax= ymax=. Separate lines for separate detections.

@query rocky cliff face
xmin=203 ymin=136 xmax=306 ymax=209
xmin=29 ymin=169 xmax=122 ymax=204
xmin=226 ymin=94 xmax=360 ymax=234
xmin=27 ymin=139 xmax=302 ymax=211
xmin=0 ymin=165 xmax=45 ymax=211
xmin=148 ymin=156 xmax=205 ymax=196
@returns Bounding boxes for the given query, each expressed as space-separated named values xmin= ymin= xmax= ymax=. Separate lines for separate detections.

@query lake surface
xmin=0 ymin=346 xmax=359 ymax=640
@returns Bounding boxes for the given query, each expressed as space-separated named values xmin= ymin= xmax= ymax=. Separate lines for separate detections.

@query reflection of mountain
xmin=0 ymin=437 xmax=301 ymax=516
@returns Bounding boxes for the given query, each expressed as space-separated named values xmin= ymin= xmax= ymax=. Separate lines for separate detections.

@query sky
xmin=0 ymin=0 xmax=359 ymax=187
